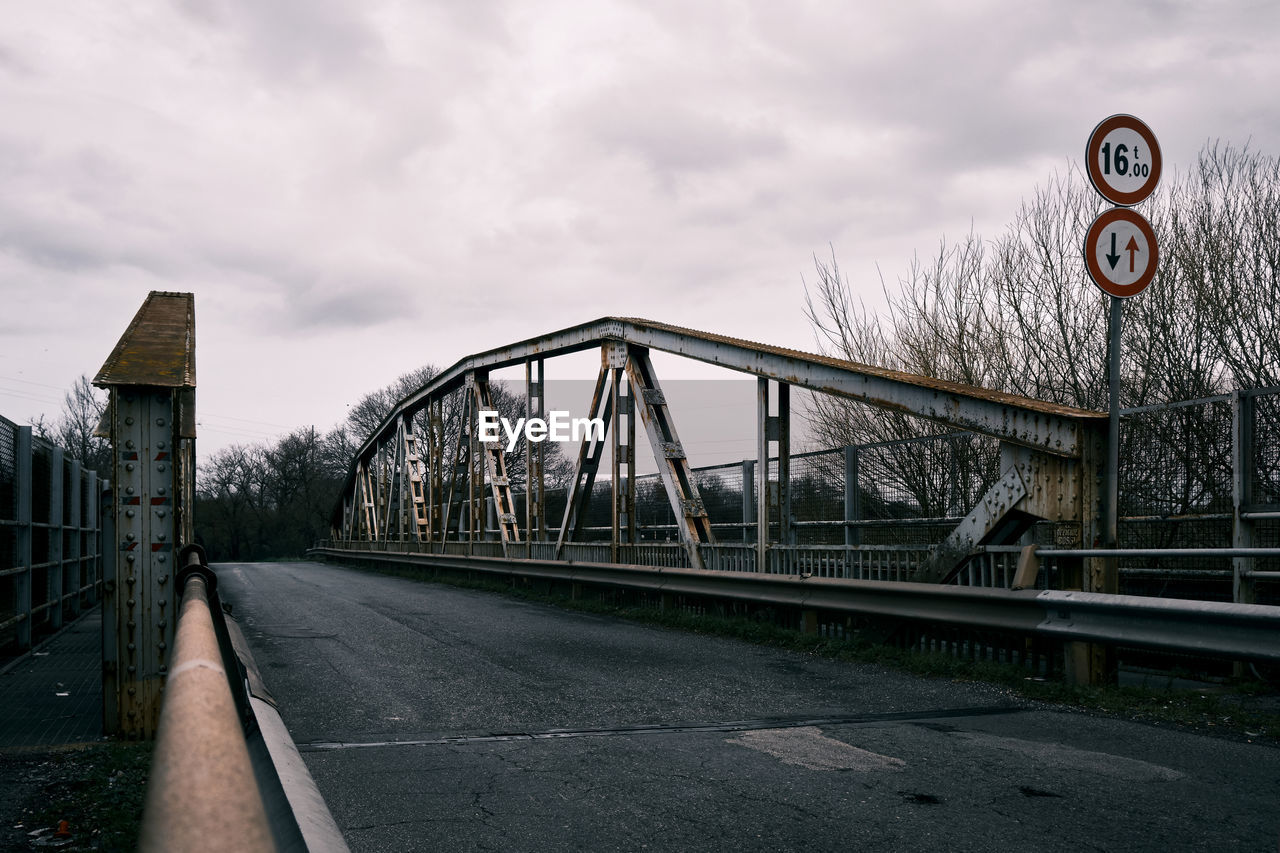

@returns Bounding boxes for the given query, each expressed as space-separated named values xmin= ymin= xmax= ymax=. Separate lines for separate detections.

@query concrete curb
xmin=223 ymin=615 xmax=350 ymax=853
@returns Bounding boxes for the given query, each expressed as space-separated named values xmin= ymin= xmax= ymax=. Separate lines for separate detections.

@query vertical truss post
xmin=465 ymin=374 xmax=483 ymax=547
xmin=525 ymin=359 xmax=546 ymax=547
xmin=756 ymin=379 xmax=791 ymax=572
xmin=400 ymin=414 xmax=430 ymax=544
xmin=356 ymin=460 xmax=376 ymax=541
xmin=556 ymin=364 xmax=613 ymax=555
xmin=608 ymin=343 xmax=635 ymax=562
xmin=427 ymin=398 xmax=444 ymax=544
xmin=374 ymin=440 xmax=388 ymax=544
xmin=473 ymin=375 xmax=521 ymax=554
xmin=843 ymin=445 xmax=862 ymax=547
xmin=1233 ymin=390 xmax=1256 ymax=605
xmin=440 ymin=390 xmax=471 ymax=543
xmin=93 ymin=291 xmax=195 ymax=739
xmin=757 ymin=379 xmax=769 ymax=572
xmin=102 ymin=388 xmax=180 ymax=737
xmin=741 ymin=459 xmax=755 ymax=545
xmin=627 ymin=346 xmax=712 ymax=569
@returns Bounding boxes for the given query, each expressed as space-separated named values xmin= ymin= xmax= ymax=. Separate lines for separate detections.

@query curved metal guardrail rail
xmin=309 ymin=545 xmax=1280 ymax=665
xmin=140 ymin=546 xmax=349 ymax=853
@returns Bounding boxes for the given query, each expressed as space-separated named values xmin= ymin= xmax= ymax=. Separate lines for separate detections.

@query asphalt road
xmin=217 ymin=560 xmax=1280 ymax=853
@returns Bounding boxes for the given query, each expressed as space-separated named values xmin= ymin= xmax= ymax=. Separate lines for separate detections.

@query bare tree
xmin=803 ymin=140 xmax=1280 ymax=517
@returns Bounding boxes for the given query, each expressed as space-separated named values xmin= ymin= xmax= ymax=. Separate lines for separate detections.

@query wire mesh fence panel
xmin=0 ymin=415 xmax=16 ymax=522
xmin=1253 ymin=389 xmax=1280 ymax=507
xmin=1120 ymin=397 xmax=1233 ymax=516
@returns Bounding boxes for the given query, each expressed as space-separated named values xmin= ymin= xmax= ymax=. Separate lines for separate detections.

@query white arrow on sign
xmin=1083 ymin=207 xmax=1158 ymax=298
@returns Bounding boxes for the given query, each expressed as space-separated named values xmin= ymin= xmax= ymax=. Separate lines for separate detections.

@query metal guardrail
xmin=140 ymin=545 xmax=349 ymax=853
xmin=309 ymin=545 xmax=1280 ymax=665
xmin=140 ymin=547 xmax=274 ymax=852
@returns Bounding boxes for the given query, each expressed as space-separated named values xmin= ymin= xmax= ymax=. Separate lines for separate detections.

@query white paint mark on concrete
xmin=728 ymin=726 xmax=906 ymax=772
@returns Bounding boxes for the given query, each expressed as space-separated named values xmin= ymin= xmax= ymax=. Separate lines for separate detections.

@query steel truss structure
xmin=330 ymin=317 xmax=1110 ymax=588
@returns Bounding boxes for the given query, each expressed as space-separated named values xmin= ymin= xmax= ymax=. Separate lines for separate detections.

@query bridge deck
xmin=220 ymin=560 xmax=1280 ymax=853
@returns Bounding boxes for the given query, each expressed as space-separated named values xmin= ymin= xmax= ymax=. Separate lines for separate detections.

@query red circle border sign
xmin=1085 ymin=114 xmax=1162 ymax=206
xmin=1083 ymin=208 xmax=1159 ymax=298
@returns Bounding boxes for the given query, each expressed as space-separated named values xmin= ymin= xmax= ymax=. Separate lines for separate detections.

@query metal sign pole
xmin=1105 ymin=295 xmax=1122 ymax=550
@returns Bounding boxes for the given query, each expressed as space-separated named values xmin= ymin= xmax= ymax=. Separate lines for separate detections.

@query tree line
xmin=803 ymin=140 xmax=1279 ymax=516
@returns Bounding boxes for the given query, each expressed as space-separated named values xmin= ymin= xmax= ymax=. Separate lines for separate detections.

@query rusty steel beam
xmin=334 ymin=317 xmax=1107 ymax=534
xmin=349 ymin=318 xmax=1101 ymax=466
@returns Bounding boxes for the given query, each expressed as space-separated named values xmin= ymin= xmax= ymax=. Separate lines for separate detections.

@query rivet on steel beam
xmin=126 ymin=463 xmax=135 ymax=472
xmin=158 ymin=574 xmax=168 ymax=584
xmin=158 ymin=599 xmax=166 ymax=608
xmin=127 ymin=576 xmax=135 ymax=585
xmin=126 ymin=486 xmax=135 ymax=495
xmin=128 ymin=620 xmax=135 ymax=630
xmin=126 ymin=533 xmax=135 ymax=541
xmin=128 ymin=598 xmax=136 ymax=607
xmin=156 ymin=418 xmax=166 ymax=426
xmin=158 ymin=642 xmax=167 ymax=651
xmin=158 ymin=554 xmax=166 ymax=563
xmin=128 ymin=687 xmax=136 ymax=696
xmin=159 ymin=665 xmax=167 ymax=675
xmin=128 ymin=643 xmax=135 ymax=652
xmin=157 ymin=441 xmax=166 ymax=449
xmin=157 ymin=487 xmax=166 ymax=495
xmin=157 ymin=533 xmax=166 ymax=541
xmin=157 ymin=464 xmax=167 ymax=472
xmin=126 ymin=554 xmax=135 ymax=563
xmin=158 ymin=620 xmax=167 ymax=629
xmin=126 ymin=440 xmax=135 ymax=449
xmin=157 ymin=509 xmax=166 ymax=518
xmin=125 ymin=417 xmax=134 ymax=425
xmin=127 ymin=665 xmax=135 ymax=674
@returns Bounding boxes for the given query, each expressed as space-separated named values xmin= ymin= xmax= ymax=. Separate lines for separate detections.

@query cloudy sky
xmin=2 ymin=0 xmax=1277 ymax=461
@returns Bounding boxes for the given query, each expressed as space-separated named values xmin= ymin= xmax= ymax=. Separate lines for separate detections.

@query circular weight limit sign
xmin=1084 ymin=207 xmax=1159 ymax=298
xmin=1086 ymin=114 xmax=1162 ymax=206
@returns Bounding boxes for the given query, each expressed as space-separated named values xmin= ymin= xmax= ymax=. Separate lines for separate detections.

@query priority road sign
xmin=1083 ymin=207 xmax=1158 ymax=298
xmin=1086 ymin=114 xmax=1162 ymax=206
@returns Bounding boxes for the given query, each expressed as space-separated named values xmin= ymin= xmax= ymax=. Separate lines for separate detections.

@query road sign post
xmin=1077 ymin=115 xmax=1162 ymax=686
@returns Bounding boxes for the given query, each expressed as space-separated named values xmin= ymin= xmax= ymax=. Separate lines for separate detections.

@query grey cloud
xmin=288 ymin=282 xmax=416 ymax=330
xmin=575 ymin=88 xmax=788 ymax=184
xmin=176 ymin=0 xmax=385 ymax=84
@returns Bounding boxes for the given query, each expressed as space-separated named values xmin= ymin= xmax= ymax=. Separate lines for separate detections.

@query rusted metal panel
xmin=94 ymin=291 xmax=196 ymax=389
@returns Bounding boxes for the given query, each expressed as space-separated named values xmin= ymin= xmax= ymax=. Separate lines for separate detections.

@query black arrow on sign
xmin=1106 ymin=232 xmax=1120 ymax=270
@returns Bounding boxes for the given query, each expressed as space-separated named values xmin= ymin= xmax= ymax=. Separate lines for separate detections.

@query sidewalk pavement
xmin=0 ymin=608 xmax=105 ymax=752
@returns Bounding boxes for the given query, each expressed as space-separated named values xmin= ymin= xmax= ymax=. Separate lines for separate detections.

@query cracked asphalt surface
xmin=217 ymin=561 xmax=1280 ymax=852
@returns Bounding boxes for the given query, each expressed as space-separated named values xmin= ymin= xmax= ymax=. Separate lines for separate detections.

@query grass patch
xmin=9 ymin=740 xmax=152 ymax=851
xmin=351 ymin=558 xmax=1280 ymax=743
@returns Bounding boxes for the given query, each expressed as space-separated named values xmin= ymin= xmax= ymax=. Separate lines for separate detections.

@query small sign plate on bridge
xmin=1083 ymin=207 xmax=1159 ymax=298
xmin=1085 ymin=114 xmax=1162 ymax=206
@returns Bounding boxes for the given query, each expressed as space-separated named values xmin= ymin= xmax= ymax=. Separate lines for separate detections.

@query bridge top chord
xmin=353 ymin=316 xmax=1105 ymax=470
xmin=94 ymin=291 xmax=196 ymax=389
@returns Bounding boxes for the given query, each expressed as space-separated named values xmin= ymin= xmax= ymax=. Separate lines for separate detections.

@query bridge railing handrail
xmin=139 ymin=545 xmax=275 ymax=852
